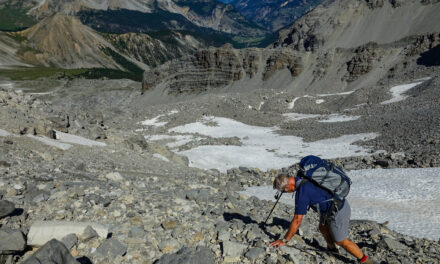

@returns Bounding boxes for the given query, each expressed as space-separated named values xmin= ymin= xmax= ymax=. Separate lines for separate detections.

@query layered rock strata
xmin=142 ymin=45 xmax=302 ymax=94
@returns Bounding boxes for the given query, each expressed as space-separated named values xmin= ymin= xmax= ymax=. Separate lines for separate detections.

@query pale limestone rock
xmin=27 ymin=221 xmax=108 ymax=246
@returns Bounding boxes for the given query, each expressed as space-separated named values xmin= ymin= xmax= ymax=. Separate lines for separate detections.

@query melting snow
xmin=317 ymin=91 xmax=355 ymax=97
xmin=381 ymin=81 xmax=424 ymax=105
xmin=288 ymin=97 xmax=300 ymax=109
xmin=146 ymin=134 xmax=198 ymax=149
xmin=53 ymin=130 xmax=106 ymax=147
xmin=283 ymin=113 xmax=322 ymax=121
xmin=140 ymin=115 xmax=167 ymax=127
xmin=169 ymin=116 xmax=378 ymax=172
xmin=238 ymin=167 xmax=440 ymax=241
xmin=319 ymin=114 xmax=361 ymax=123
xmin=0 ymin=129 xmax=12 ymax=137
xmin=153 ymin=153 xmax=170 ymax=162
xmin=27 ymin=134 xmax=73 ymax=150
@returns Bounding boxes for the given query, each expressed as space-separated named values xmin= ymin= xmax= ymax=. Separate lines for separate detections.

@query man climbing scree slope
xmin=269 ymin=157 xmax=374 ymax=264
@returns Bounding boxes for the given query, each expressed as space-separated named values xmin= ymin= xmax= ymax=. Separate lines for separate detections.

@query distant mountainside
xmin=0 ymin=13 xmax=217 ymax=80
xmin=18 ymin=14 xmax=128 ymax=69
xmin=274 ymin=0 xmax=440 ymax=51
xmin=225 ymin=0 xmax=324 ymax=31
xmin=26 ymin=0 xmax=268 ymax=40
xmin=141 ymin=0 xmax=440 ymax=97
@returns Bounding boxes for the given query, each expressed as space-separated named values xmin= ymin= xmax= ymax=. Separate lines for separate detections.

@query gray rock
xmin=21 ymin=239 xmax=79 ymax=264
xmin=155 ymin=246 xmax=215 ymax=264
xmin=222 ymin=241 xmax=247 ymax=257
xmin=80 ymin=225 xmax=98 ymax=242
xmin=128 ymin=226 xmax=146 ymax=239
xmin=96 ymin=238 xmax=127 ymax=257
xmin=381 ymin=237 xmax=409 ymax=251
xmin=281 ymin=246 xmax=302 ymax=263
xmin=0 ymin=229 xmax=26 ymax=254
xmin=245 ymin=247 xmax=265 ymax=260
xmin=61 ymin=233 xmax=78 ymax=250
xmin=0 ymin=200 xmax=15 ymax=219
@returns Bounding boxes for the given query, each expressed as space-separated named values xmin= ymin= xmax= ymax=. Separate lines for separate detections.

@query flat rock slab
xmin=0 ymin=200 xmax=15 ymax=219
xmin=21 ymin=239 xmax=79 ymax=264
xmin=96 ymin=238 xmax=127 ymax=257
xmin=0 ymin=229 xmax=25 ymax=254
xmin=222 ymin=241 xmax=247 ymax=258
xmin=155 ymin=246 xmax=215 ymax=264
xmin=27 ymin=221 xmax=108 ymax=246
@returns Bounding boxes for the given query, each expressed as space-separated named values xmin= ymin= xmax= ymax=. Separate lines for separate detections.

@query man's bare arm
xmin=269 ymin=214 xmax=304 ymax=249
xmin=284 ymin=214 xmax=304 ymax=241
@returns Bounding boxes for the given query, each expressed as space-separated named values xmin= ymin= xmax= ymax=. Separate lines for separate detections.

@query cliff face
xmin=142 ymin=45 xmax=301 ymax=94
xmin=105 ymin=32 xmax=202 ymax=68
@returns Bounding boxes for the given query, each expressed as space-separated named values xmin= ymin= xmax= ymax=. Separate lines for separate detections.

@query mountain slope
xmin=27 ymin=0 xmax=268 ymax=38
xmin=141 ymin=0 xmax=440 ymax=98
xmin=274 ymin=0 xmax=440 ymax=51
xmin=18 ymin=13 xmax=125 ymax=69
xmin=227 ymin=0 xmax=324 ymax=31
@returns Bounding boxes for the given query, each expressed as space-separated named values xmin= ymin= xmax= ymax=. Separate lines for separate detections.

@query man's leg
xmin=335 ymin=238 xmax=363 ymax=259
xmin=318 ymin=222 xmax=336 ymax=249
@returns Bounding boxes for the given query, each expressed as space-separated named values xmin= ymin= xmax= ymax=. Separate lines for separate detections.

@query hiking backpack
xmin=297 ymin=155 xmax=352 ymax=211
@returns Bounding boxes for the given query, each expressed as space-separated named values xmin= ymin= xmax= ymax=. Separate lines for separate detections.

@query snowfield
xmin=168 ymin=116 xmax=379 ymax=172
xmin=239 ymin=167 xmax=440 ymax=241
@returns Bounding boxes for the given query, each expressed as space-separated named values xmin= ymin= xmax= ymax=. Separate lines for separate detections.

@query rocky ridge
xmin=142 ymin=45 xmax=302 ymax=94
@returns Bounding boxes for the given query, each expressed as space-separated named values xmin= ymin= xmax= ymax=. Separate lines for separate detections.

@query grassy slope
xmin=0 ymin=6 xmax=37 ymax=31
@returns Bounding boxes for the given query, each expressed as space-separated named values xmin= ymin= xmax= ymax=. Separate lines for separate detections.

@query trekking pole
xmin=263 ymin=191 xmax=283 ymax=226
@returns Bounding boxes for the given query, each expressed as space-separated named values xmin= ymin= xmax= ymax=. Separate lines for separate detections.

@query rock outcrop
xmin=142 ymin=45 xmax=302 ymax=94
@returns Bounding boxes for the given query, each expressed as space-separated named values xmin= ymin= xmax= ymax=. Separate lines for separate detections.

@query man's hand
xmin=269 ymin=239 xmax=286 ymax=250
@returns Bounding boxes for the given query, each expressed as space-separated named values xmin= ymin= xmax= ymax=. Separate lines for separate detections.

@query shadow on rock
xmin=417 ymin=44 xmax=440 ymax=66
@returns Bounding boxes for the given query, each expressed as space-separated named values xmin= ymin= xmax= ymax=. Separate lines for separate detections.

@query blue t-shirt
xmin=294 ymin=177 xmax=334 ymax=215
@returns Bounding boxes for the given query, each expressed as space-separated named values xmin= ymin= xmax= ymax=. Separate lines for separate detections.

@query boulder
xmin=21 ymin=239 xmax=79 ymax=264
xmin=0 ymin=229 xmax=25 ymax=254
xmin=95 ymin=239 xmax=127 ymax=257
xmin=0 ymin=200 xmax=15 ymax=219
xmin=27 ymin=221 xmax=108 ymax=246
xmin=155 ymin=246 xmax=215 ymax=264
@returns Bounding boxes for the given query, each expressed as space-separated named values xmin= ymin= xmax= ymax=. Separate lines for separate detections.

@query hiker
xmin=268 ymin=160 xmax=373 ymax=264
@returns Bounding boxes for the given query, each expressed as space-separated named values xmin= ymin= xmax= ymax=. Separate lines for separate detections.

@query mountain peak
xmin=19 ymin=13 xmax=122 ymax=69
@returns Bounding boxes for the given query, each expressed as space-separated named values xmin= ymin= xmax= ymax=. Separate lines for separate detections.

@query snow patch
xmin=0 ymin=129 xmax=12 ymax=137
xmin=27 ymin=134 xmax=73 ymax=150
xmin=283 ymin=113 xmax=322 ymax=121
xmin=381 ymin=81 xmax=424 ymax=105
xmin=288 ymin=97 xmax=300 ymax=109
xmin=54 ymin=130 xmax=106 ymax=147
xmin=140 ymin=115 xmax=167 ymax=127
xmin=153 ymin=153 xmax=170 ymax=162
xmin=239 ymin=167 xmax=440 ymax=241
xmin=317 ymin=91 xmax=354 ymax=97
xmin=316 ymin=99 xmax=325 ymax=104
xmin=169 ymin=116 xmax=378 ymax=172
xmin=319 ymin=114 xmax=360 ymax=123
